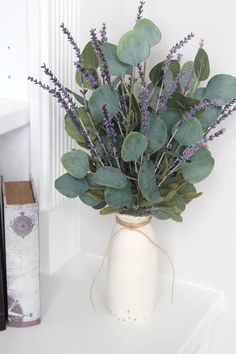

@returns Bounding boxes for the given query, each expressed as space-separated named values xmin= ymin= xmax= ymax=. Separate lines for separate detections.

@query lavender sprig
xmin=199 ymin=38 xmax=205 ymax=49
xmin=139 ymin=86 xmax=150 ymax=135
xmin=75 ymin=61 xmax=99 ymax=89
xmin=102 ymin=104 xmax=121 ymax=168
xmin=182 ymin=100 xmax=218 ymax=122
xmin=209 ymin=99 xmax=236 ymax=131
xmin=101 ymin=104 xmax=117 ymax=149
xmin=100 ymin=23 xmax=108 ymax=43
xmin=28 ymin=76 xmax=86 ymax=135
xmin=163 ymin=33 xmax=195 ymax=75
xmin=207 ymin=127 xmax=226 ymax=141
xmin=90 ymin=28 xmax=111 ymax=85
xmin=159 ymin=69 xmax=186 ymax=112
xmin=28 ymin=74 xmax=102 ymax=163
xmin=180 ymin=127 xmax=225 ymax=161
xmin=136 ymin=1 xmax=145 ymax=21
xmin=137 ymin=63 xmax=146 ymax=86
xmin=183 ymin=69 xmax=195 ymax=95
xmin=180 ymin=140 xmax=208 ymax=161
xmin=60 ymin=23 xmax=81 ymax=59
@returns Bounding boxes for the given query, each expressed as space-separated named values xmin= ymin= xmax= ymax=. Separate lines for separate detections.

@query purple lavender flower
xmin=182 ymin=100 xmax=219 ymax=122
xmin=90 ymin=28 xmax=111 ymax=85
xmin=210 ymin=99 xmax=236 ymax=130
xmin=207 ymin=127 xmax=226 ymax=141
xmin=100 ymin=23 xmax=108 ymax=43
xmin=180 ymin=140 xmax=208 ymax=161
xmin=137 ymin=63 xmax=145 ymax=86
xmin=139 ymin=86 xmax=150 ymax=135
xmin=60 ymin=23 xmax=81 ymax=59
xmin=28 ymin=75 xmax=99 ymax=159
xmin=163 ymin=33 xmax=195 ymax=75
xmin=159 ymin=69 xmax=186 ymax=111
xmin=101 ymin=104 xmax=117 ymax=149
xmin=41 ymin=63 xmax=77 ymax=111
xmin=183 ymin=69 xmax=195 ymax=95
xmin=136 ymin=1 xmax=145 ymax=21
xmin=199 ymin=38 xmax=205 ymax=49
xmin=75 ymin=61 xmax=99 ymax=89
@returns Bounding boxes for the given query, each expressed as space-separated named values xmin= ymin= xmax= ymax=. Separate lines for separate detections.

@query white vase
xmin=107 ymin=213 xmax=158 ymax=322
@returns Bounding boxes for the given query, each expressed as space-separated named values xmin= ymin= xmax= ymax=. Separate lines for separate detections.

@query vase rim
xmin=117 ymin=213 xmax=151 ymax=224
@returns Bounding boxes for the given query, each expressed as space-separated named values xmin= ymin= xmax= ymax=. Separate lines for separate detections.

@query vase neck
xmin=116 ymin=213 xmax=151 ymax=228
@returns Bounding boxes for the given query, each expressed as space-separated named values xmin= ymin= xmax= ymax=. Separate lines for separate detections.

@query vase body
xmin=107 ymin=214 xmax=158 ymax=322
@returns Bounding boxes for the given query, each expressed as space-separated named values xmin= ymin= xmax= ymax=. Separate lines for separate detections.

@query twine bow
xmin=90 ymin=216 xmax=175 ymax=311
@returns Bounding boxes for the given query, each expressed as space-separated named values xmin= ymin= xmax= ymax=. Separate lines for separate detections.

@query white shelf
xmin=0 ymin=97 xmax=29 ymax=135
xmin=1 ymin=253 xmax=224 ymax=354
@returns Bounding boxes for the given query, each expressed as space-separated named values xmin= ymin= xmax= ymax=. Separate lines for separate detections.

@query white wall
xmin=0 ymin=0 xmax=30 ymax=181
xmin=78 ymin=1 xmax=236 ymax=353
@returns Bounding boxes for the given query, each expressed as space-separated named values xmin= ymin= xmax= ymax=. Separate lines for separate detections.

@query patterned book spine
xmin=0 ymin=177 xmax=6 ymax=331
xmin=4 ymin=192 xmax=40 ymax=327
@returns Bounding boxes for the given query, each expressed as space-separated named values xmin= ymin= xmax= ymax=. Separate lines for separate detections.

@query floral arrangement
xmin=28 ymin=1 xmax=236 ymax=222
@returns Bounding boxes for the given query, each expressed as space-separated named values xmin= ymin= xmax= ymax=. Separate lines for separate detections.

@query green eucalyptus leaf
xmin=147 ymin=114 xmax=167 ymax=152
xmin=184 ymin=191 xmax=202 ymax=203
xmin=65 ymin=107 xmax=96 ymax=143
xmin=194 ymin=87 xmax=206 ymax=100
xmin=152 ymin=207 xmax=183 ymax=222
xmin=105 ymin=184 xmax=133 ymax=208
xmin=76 ymin=69 xmax=99 ymax=90
xmin=117 ymin=30 xmax=150 ymax=66
xmin=55 ymin=173 xmax=90 ymax=198
xmin=149 ymin=60 xmax=180 ymax=87
xmin=93 ymin=201 xmax=106 ymax=210
xmin=84 ymin=188 xmax=104 ymax=201
xmin=180 ymin=61 xmax=197 ymax=92
xmin=88 ymin=84 xmax=120 ymax=122
xmin=79 ymin=192 xmax=104 ymax=208
xmin=173 ymin=118 xmax=203 ymax=146
xmin=194 ymin=48 xmax=210 ymax=81
xmin=204 ymin=74 xmax=236 ymax=105
xmin=151 ymin=209 xmax=170 ymax=220
xmin=148 ymin=83 xmax=160 ymax=110
xmin=197 ymin=107 xmax=221 ymax=130
xmin=169 ymin=194 xmax=186 ymax=212
xmin=160 ymin=108 xmax=181 ymax=134
xmin=181 ymin=148 xmax=215 ymax=183
xmin=138 ymin=160 xmax=161 ymax=202
xmin=133 ymin=18 xmax=161 ymax=47
xmin=101 ymin=42 xmax=131 ymax=76
xmin=100 ymin=206 xmax=120 ymax=215
xmin=94 ymin=166 xmax=128 ymax=189
xmin=61 ymin=150 xmax=90 ymax=179
xmin=121 ymin=132 xmax=148 ymax=161
xmin=168 ymin=92 xmax=199 ymax=113
xmin=180 ymin=183 xmax=196 ymax=194
xmin=82 ymin=41 xmax=99 ymax=69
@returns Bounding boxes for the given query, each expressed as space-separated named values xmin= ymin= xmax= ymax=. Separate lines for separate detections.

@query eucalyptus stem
xmin=158 ymin=162 xmax=180 ymax=187
xmin=155 ymin=128 xmax=178 ymax=172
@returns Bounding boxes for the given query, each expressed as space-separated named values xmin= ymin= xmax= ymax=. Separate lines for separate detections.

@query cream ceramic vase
xmin=107 ymin=213 xmax=158 ymax=322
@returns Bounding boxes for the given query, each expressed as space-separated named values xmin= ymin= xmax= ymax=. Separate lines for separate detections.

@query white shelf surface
xmin=1 ymin=253 xmax=224 ymax=354
xmin=0 ymin=97 xmax=29 ymax=135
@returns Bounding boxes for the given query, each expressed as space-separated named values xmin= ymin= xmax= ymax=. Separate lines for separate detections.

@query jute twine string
xmin=90 ymin=216 xmax=175 ymax=311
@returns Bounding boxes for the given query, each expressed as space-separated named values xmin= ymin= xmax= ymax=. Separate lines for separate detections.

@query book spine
xmin=0 ymin=176 xmax=6 ymax=330
xmin=4 ymin=202 xmax=40 ymax=327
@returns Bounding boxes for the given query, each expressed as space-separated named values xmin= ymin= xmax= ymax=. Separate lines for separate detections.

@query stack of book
xmin=0 ymin=176 xmax=7 ymax=330
xmin=0 ymin=178 xmax=40 ymax=329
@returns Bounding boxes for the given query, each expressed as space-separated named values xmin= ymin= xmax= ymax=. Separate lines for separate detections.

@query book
xmin=3 ymin=180 xmax=40 ymax=327
xmin=0 ymin=176 xmax=7 ymax=330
